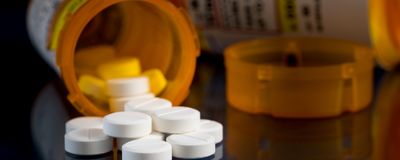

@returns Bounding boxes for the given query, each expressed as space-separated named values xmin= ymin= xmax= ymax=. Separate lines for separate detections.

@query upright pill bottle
xmin=27 ymin=0 xmax=200 ymax=116
xmin=175 ymin=0 xmax=400 ymax=69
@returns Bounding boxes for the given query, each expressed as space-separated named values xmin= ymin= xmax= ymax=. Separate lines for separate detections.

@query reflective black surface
xmin=30 ymin=54 xmax=400 ymax=160
xmin=5 ymin=1 xmax=400 ymax=159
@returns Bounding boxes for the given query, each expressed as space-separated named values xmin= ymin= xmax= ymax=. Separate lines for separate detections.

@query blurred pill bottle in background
xmin=173 ymin=0 xmax=400 ymax=70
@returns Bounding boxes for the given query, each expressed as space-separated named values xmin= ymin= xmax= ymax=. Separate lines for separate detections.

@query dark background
xmin=1 ymin=1 xmax=57 ymax=159
xmin=0 ymin=1 xmax=391 ymax=160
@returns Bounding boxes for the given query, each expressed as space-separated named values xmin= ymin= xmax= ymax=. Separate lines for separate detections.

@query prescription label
xmin=27 ymin=0 xmax=64 ymax=71
xmin=181 ymin=0 xmax=371 ymax=53
xmin=187 ymin=0 xmax=278 ymax=32
xmin=27 ymin=0 xmax=87 ymax=72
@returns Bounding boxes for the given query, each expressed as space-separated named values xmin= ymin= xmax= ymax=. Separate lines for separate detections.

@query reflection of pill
xmin=197 ymin=120 xmax=223 ymax=143
xmin=106 ymin=76 xmax=149 ymax=97
xmin=64 ymin=128 xmax=112 ymax=156
xmin=153 ymin=107 xmax=200 ymax=134
xmin=78 ymin=75 xmax=108 ymax=102
xmin=116 ymin=132 xmax=164 ymax=150
xmin=124 ymin=97 xmax=172 ymax=115
xmin=142 ymin=69 xmax=168 ymax=95
xmin=65 ymin=151 xmax=113 ymax=160
xmin=65 ymin=117 xmax=103 ymax=133
xmin=122 ymin=139 xmax=172 ymax=160
xmin=214 ymin=144 xmax=223 ymax=160
xmin=97 ymin=57 xmax=141 ymax=80
xmin=109 ymin=93 xmax=155 ymax=112
xmin=166 ymin=133 xmax=215 ymax=159
xmin=103 ymin=112 xmax=151 ymax=138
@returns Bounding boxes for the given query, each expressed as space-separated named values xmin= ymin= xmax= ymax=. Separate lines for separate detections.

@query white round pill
xmin=153 ymin=107 xmax=200 ymax=134
xmin=65 ymin=117 xmax=103 ymax=133
xmin=103 ymin=112 xmax=151 ymax=138
xmin=64 ymin=128 xmax=112 ymax=155
xmin=166 ymin=133 xmax=215 ymax=159
xmin=106 ymin=76 xmax=149 ymax=97
xmin=198 ymin=119 xmax=223 ymax=143
xmin=109 ymin=93 xmax=155 ymax=112
xmin=124 ymin=97 xmax=172 ymax=115
xmin=122 ymin=139 xmax=172 ymax=160
xmin=116 ymin=132 xmax=164 ymax=150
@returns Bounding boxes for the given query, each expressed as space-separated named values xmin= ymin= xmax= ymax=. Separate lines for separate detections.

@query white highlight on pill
xmin=103 ymin=112 xmax=151 ymax=138
xmin=122 ymin=139 xmax=172 ymax=160
xmin=64 ymin=128 xmax=112 ymax=155
xmin=153 ymin=107 xmax=200 ymax=134
xmin=116 ymin=132 xmax=164 ymax=150
xmin=166 ymin=133 xmax=215 ymax=159
xmin=65 ymin=117 xmax=103 ymax=133
xmin=106 ymin=76 xmax=149 ymax=97
xmin=124 ymin=97 xmax=172 ymax=115
xmin=109 ymin=93 xmax=155 ymax=112
xmin=197 ymin=119 xmax=223 ymax=143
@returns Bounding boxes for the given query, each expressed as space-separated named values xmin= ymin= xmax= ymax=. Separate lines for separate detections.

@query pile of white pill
xmin=64 ymin=76 xmax=223 ymax=160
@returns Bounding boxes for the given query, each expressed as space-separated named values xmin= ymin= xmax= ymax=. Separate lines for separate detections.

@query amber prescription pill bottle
xmin=225 ymin=37 xmax=374 ymax=118
xmin=27 ymin=0 xmax=200 ymax=116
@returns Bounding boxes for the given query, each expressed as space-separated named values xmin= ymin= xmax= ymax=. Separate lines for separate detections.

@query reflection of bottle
xmin=226 ymin=107 xmax=371 ymax=160
xmin=373 ymin=71 xmax=400 ymax=160
xmin=175 ymin=0 xmax=400 ymax=70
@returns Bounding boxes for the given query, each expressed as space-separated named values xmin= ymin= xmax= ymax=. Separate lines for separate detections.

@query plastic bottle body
xmin=27 ymin=0 xmax=199 ymax=116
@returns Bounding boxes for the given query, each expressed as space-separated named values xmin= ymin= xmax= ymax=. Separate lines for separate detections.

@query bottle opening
xmin=224 ymin=38 xmax=374 ymax=117
xmin=58 ymin=0 xmax=198 ymax=115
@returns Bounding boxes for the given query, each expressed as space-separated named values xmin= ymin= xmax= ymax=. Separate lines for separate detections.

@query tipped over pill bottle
xmin=27 ymin=0 xmax=200 ymax=116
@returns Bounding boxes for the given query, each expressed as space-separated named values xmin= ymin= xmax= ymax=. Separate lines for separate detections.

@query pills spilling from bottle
xmin=196 ymin=119 xmax=224 ymax=144
xmin=116 ymin=132 xmax=164 ymax=150
xmin=76 ymin=53 xmax=168 ymax=112
xmin=167 ymin=133 xmax=215 ymax=159
xmin=64 ymin=89 xmax=223 ymax=159
xmin=153 ymin=107 xmax=200 ymax=134
xmin=142 ymin=69 xmax=168 ymax=95
xmin=122 ymin=139 xmax=172 ymax=160
xmin=64 ymin=128 xmax=112 ymax=156
xmin=124 ymin=97 xmax=172 ymax=115
xmin=103 ymin=112 xmax=152 ymax=138
xmin=67 ymin=53 xmax=223 ymax=159
xmin=97 ymin=57 xmax=142 ymax=80
xmin=65 ymin=116 xmax=103 ymax=133
xmin=106 ymin=76 xmax=150 ymax=98
xmin=109 ymin=93 xmax=155 ymax=112
xmin=78 ymin=75 xmax=108 ymax=103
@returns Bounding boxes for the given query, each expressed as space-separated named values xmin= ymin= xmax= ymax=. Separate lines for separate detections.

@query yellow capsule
xmin=142 ymin=69 xmax=167 ymax=95
xmin=97 ymin=57 xmax=141 ymax=80
xmin=78 ymin=75 xmax=108 ymax=102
